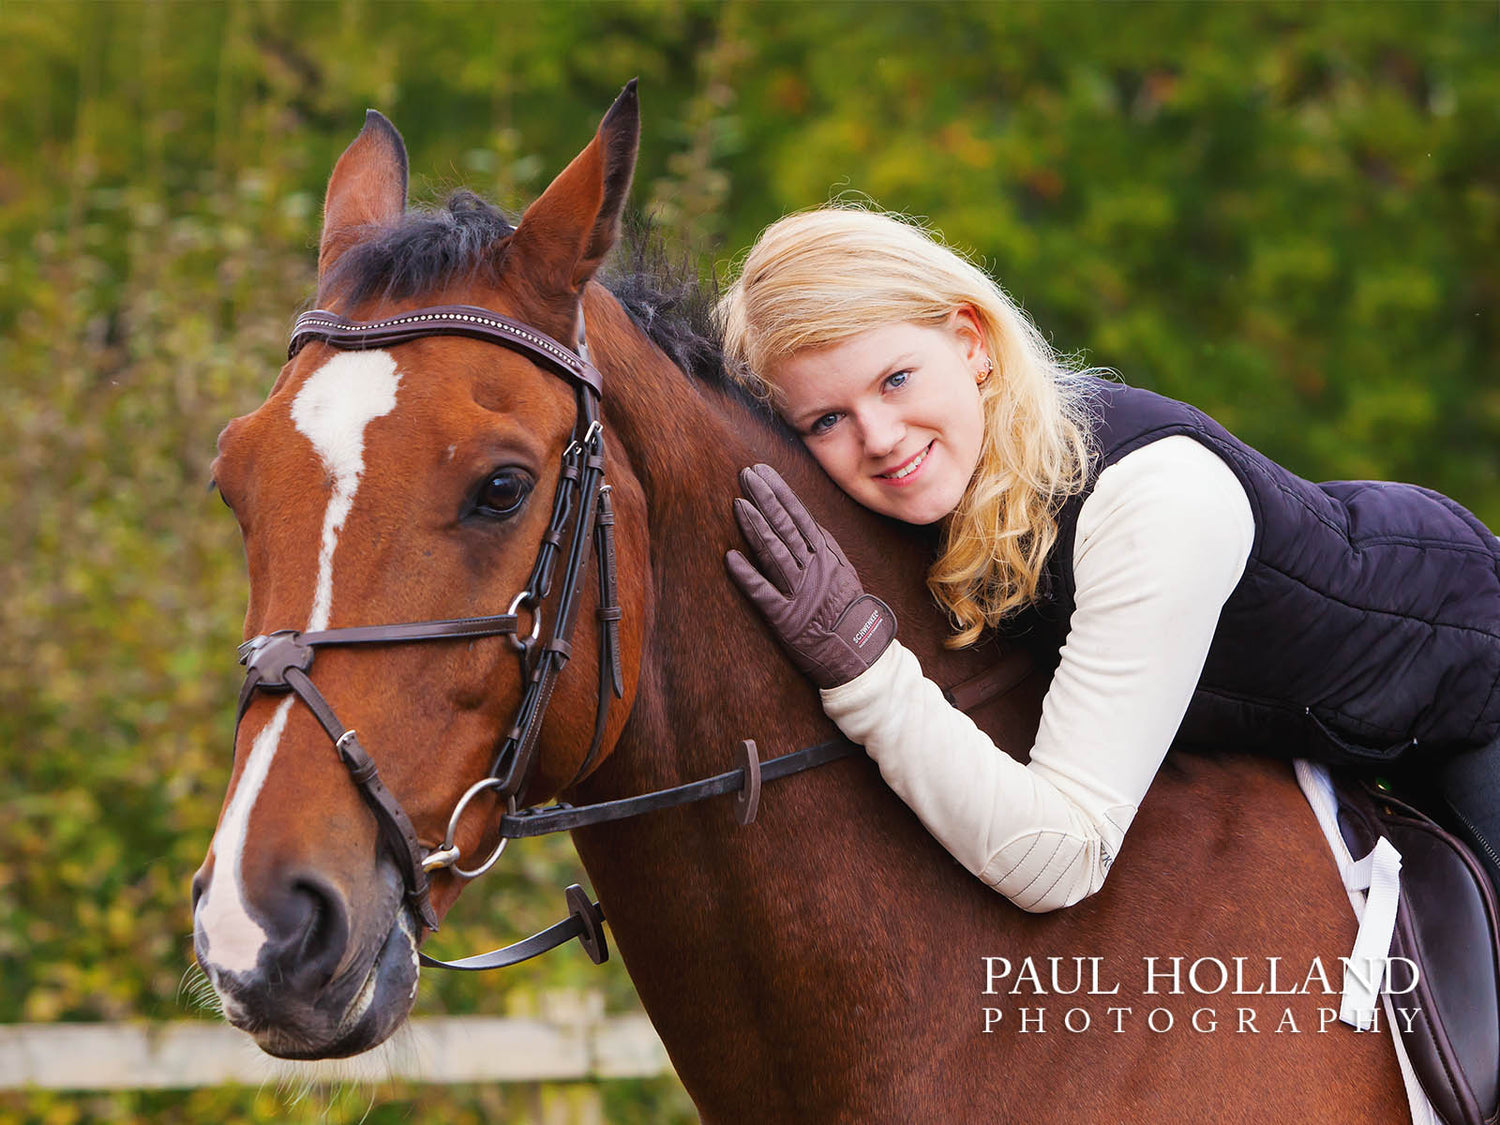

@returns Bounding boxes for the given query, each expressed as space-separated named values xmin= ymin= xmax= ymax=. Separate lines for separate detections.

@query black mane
xmin=325 ymin=190 xmax=517 ymax=310
xmin=321 ymin=189 xmax=764 ymax=412
xmin=602 ymin=215 xmax=730 ymax=396
xmin=603 ymin=227 xmax=790 ymax=432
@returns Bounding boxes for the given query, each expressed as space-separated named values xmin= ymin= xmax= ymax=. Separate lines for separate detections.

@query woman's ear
xmin=949 ymin=306 xmax=991 ymax=378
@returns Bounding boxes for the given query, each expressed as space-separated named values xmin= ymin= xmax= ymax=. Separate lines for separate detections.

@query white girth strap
xmin=1293 ymin=759 xmax=1438 ymax=1125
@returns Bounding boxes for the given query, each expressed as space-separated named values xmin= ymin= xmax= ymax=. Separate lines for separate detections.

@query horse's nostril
xmin=190 ymin=868 xmax=208 ymax=914
xmin=269 ymin=875 xmax=350 ymax=995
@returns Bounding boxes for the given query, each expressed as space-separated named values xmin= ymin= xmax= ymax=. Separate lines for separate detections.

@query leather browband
xmin=289 ymin=305 xmax=604 ymax=396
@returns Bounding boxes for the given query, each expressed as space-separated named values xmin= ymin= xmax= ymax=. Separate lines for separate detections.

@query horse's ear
xmin=318 ymin=110 xmax=409 ymax=278
xmin=513 ymin=80 xmax=639 ymax=297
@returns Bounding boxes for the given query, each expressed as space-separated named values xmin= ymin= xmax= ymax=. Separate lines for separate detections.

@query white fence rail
xmin=0 ymin=996 xmax=671 ymax=1091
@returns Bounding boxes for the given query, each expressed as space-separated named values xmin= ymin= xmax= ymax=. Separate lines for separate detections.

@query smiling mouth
xmin=876 ymin=442 xmax=932 ymax=482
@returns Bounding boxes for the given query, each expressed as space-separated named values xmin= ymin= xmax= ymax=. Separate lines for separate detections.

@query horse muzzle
xmin=191 ymin=858 xmax=420 ymax=1059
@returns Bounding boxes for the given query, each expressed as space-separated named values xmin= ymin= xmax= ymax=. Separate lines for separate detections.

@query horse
xmin=192 ymin=83 xmax=1408 ymax=1121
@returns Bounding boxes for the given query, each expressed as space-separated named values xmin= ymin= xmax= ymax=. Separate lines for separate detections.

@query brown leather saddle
xmin=1334 ymin=774 xmax=1500 ymax=1125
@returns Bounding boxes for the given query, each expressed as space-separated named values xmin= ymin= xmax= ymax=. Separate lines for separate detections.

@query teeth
xmin=883 ymin=445 xmax=929 ymax=480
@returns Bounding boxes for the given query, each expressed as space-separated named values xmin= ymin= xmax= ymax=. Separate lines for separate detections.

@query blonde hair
xmin=716 ymin=206 xmax=1096 ymax=648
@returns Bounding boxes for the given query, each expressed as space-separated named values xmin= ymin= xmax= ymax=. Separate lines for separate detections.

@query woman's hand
xmin=725 ymin=463 xmax=897 ymax=689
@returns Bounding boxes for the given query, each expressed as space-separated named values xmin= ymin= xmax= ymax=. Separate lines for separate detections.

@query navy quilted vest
xmin=1034 ymin=377 xmax=1500 ymax=762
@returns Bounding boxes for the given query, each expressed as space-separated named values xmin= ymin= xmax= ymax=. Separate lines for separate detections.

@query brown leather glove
xmin=725 ymin=463 xmax=897 ymax=689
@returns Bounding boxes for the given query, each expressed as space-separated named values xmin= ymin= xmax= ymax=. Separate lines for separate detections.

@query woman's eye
xmin=885 ymin=370 xmax=911 ymax=391
xmin=475 ymin=469 xmax=532 ymax=518
xmin=809 ymin=412 xmax=841 ymax=436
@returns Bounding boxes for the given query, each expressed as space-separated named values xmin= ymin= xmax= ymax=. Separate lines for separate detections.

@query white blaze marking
xmin=294 ymin=351 xmax=403 ymax=631
xmin=199 ymin=350 xmax=401 ymax=977
xmin=198 ymin=696 xmax=293 ymax=974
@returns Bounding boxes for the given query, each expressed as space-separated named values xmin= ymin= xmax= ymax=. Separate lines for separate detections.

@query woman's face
xmin=771 ymin=310 xmax=989 ymax=526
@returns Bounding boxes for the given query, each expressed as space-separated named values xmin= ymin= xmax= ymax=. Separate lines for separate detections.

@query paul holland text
xmin=979 ymin=955 xmax=1421 ymax=1036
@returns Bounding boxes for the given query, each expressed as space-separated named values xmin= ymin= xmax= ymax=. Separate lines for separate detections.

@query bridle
xmin=236 ymin=303 xmax=623 ymax=956
xmin=231 ymin=300 xmax=1035 ymax=973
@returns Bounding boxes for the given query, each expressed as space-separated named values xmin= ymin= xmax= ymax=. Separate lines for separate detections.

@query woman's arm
xmin=820 ymin=436 xmax=1254 ymax=910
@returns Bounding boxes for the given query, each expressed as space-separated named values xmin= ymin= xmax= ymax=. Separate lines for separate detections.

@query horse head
xmin=192 ymin=84 xmax=650 ymax=1058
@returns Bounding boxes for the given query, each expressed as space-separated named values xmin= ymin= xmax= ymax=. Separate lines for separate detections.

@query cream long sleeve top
xmin=820 ymin=435 xmax=1256 ymax=912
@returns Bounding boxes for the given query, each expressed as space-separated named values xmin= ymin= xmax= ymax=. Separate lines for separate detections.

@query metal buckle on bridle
xmin=556 ymin=420 xmax=602 ymax=481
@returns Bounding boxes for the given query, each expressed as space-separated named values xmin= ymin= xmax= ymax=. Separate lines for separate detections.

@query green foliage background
xmin=2 ymin=1 xmax=1497 ymax=1121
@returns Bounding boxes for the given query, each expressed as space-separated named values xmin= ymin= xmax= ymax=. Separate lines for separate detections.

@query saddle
xmin=1333 ymin=774 xmax=1500 ymax=1125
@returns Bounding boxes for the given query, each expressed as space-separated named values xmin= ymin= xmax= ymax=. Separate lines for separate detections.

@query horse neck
xmin=573 ymin=284 xmax=959 ymax=1043
xmin=581 ymin=286 xmax=814 ymax=763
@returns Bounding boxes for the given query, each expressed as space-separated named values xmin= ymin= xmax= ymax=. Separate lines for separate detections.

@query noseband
xmin=235 ymin=305 xmax=623 ymax=942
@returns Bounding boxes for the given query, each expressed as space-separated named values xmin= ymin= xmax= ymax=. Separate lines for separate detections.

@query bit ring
xmin=422 ymin=777 xmax=518 ymax=878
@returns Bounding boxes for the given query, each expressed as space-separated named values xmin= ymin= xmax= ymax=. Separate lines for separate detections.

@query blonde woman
xmin=717 ymin=206 xmax=1500 ymax=912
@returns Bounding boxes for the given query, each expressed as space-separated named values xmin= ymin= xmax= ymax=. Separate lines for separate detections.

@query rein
xmin=421 ymin=737 xmax=864 ymax=971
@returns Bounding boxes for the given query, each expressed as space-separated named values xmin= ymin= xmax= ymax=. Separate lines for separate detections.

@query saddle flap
xmin=1336 ymin=777 xmax=1500 ymax=1125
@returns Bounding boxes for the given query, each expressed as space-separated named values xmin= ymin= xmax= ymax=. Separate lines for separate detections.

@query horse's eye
xmin=476 ymin=469 xmax=532 ymax=519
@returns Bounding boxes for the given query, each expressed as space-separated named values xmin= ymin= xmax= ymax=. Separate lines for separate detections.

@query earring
xmin=977 ymin=358 xmax=994 ymax=385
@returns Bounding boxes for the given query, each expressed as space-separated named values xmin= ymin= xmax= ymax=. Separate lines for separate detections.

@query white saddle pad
xmin=1293 ymin=759 xmax=1439 ymax=1125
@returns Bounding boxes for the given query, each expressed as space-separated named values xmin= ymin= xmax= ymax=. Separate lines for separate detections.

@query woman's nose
xmin=860 ymin=407 xmax=905 ymax=459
